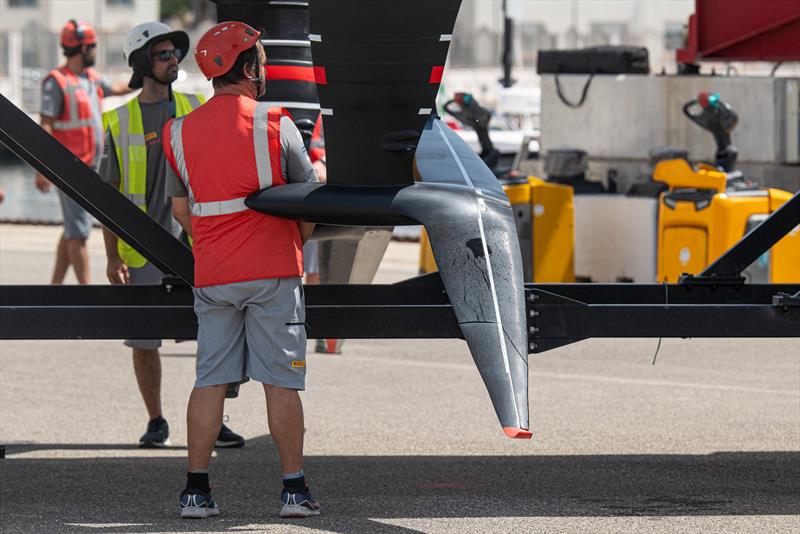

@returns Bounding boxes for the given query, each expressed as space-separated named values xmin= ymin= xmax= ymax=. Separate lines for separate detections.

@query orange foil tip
xmin=503 ymin=427 xmax=532 ymax=439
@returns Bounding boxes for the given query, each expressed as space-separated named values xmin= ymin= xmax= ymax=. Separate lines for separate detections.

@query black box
xmin=537 ymin=46 xmax=649 ymax=75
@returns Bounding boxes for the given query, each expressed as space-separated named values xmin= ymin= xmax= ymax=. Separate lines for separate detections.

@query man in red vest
xmin=163 ymin=21 xmax=319 ymax=519
xmin=36 ymin=20 xmax=130 ymax=284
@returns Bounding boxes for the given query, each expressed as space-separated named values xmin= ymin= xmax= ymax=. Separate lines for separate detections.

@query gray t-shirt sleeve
xmin=99 ymin=75 xmax=113 ymax=97
xmin=99 ymin=131 xmax=121 ymax=186
xmin=280 ymin=116 xmax=318 ymax=184
xmin=166 ymin=164 xmax=188 ymax=198
xmin=40 ymin=75 xmax=63 ymax=119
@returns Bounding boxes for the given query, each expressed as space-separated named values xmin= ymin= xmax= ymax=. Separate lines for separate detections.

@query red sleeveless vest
xmin=163 ymin=95 xmax=304 ymax=288
xmin=47 ymin=66 xmax=103 ymax=166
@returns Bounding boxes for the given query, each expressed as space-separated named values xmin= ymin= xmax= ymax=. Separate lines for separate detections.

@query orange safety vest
xmin=163 ymin=95 xmax=304 ymax=288
xmin=47 ymin=65 xmax=104 ymax=166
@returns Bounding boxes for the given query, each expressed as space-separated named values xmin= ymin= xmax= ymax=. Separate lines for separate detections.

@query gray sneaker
xmin=179 ymin=489 xmax=219 ymax=519
xmin=280 ymin=488 xmax=321 ymax=518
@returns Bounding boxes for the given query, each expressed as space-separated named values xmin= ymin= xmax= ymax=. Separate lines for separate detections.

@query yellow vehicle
xmin=420 ymin=176 xmax=575 ymax=282
xmin=655 ymin=158 xmax=799 ymax=283
xmin=655 ymin=92 xmax=799 ymax=283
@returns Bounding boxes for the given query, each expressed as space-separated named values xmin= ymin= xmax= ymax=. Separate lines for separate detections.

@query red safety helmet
xmin=60 ymin=19 xmax=97 ymax=48
xmin=195 ymin=21 xmax=261 ymax=80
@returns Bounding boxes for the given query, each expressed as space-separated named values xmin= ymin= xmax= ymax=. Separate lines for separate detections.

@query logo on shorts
xmin=291 ymin=360 xmax=305 ymax=368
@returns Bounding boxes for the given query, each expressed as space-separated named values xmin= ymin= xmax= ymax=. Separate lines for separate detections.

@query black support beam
xmin=1 ymin=280 xmax=797 ymax=349
xmin=700 ymin=189 xmax=800 ymax=278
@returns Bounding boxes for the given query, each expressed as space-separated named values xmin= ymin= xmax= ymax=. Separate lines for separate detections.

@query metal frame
xmin=0 ymin=95 xmax=798 ymax=352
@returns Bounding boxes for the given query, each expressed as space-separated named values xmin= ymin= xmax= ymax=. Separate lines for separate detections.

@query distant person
xmin=163 ymin=21 xmax=319 ymax=519
xmin=99 ymin=21 xmax=243 ymax=449
xmin=36 ymin=20 xmax=131 ymax=284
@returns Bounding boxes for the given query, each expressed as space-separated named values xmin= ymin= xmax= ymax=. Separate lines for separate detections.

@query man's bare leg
xmin=264 ymin=385 xmax=304 ymax=474
xmin=50 ymin=233 xmax=69 ymax=285
xmin=133 ymin=348 xmax=163 ymax=420
xmin=65 ymin=237 xmax=90 ymax=285
xmin=187 ymin=384 xmax=227 ymax=471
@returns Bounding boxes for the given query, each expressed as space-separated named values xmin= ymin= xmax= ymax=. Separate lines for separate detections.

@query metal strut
xmin=699 ymin=189 xmax=800 ymax=279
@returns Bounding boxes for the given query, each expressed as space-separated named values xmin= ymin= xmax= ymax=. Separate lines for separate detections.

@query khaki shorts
xmin=193 ymin=277 xmax=307 ymax=391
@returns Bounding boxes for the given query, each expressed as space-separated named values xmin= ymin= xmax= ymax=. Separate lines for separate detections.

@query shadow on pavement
xmin=2 ymin=442 xmax=186 ymax=453
xmin=1 ymin=435 xmax=798 ymax=533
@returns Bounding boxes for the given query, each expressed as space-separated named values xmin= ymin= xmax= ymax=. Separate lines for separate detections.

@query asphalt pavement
xmin=1 ymin=224 xmax=798 ymax=533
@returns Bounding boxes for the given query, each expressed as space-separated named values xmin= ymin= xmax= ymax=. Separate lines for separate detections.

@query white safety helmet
xmin=123 ymin=21 xmax=189 ymax=66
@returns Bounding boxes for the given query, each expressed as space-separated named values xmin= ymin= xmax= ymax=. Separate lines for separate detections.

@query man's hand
xmin=312 ymin=159 xmax=327 ymax=182
xmin=35 ymin=173 xmax=52 ymax=193
xmin=106 ymin=257 xmax=130 ymax=285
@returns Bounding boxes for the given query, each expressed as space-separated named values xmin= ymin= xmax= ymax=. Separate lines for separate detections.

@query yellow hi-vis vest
xmin=102 ymin=92 xmax=205 ymax=268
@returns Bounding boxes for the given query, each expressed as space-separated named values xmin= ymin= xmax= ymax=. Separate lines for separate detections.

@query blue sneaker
xmin=139 ymin=417 xmax=170 ymax=448
xmin=280 ymin=488 xmax=321 ymax=518
xmin=179 ymin=489 xmax=219 ymax=519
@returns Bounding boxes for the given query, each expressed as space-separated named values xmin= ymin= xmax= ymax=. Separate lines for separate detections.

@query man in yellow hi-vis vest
xmin=99 ymin=21 xmax=243 ymax=449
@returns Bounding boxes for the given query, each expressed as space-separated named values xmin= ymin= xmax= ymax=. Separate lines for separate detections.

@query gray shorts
xmin=58 ymin=189 xmax=92 ymax=239
xmin=124 ymin=262 xmax=164 ymax=350
xmin=193 ymin=277 xmax=307 ymax=391
xmin=303 ymin=240 xmax=319 ymax=274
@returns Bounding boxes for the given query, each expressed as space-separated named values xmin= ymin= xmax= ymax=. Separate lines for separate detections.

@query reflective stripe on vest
xmin=52 ymin=79 xmax=96 ymax=130
xmin=170 ymin=101 xmax=279 ymax=218
xmin=51 ymin=67 xmax=102 ymax=130
xmin=103 ymin=91 xmax=205 ymax=267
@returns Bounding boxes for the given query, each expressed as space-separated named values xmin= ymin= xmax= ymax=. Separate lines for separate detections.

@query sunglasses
xmin=152 ymin=48 xmax=183 ymax=62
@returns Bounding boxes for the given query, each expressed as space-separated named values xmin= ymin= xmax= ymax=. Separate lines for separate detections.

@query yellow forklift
xmin=418 ymin=93 xmax=575 ymax=283
xmin=655 ymin=92 xmax=799 ymax=283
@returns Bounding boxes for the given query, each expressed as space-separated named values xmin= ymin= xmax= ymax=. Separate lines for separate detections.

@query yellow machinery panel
xmin=660 ymin=227 xmax=708 ymax=281
xmin=419 ymin=177 xmax=575 ymax=282
xmin=656 ymin=159 xmax=799 ymax=283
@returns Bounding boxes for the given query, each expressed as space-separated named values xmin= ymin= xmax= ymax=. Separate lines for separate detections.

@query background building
xmin=0 ymin=0 xmax=218 ymax=112
xmin=445 ymin=0 xmax=696 ymax=104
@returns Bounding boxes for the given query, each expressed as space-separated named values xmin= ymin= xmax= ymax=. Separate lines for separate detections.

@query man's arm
xmin=298 ymin=221 xmax=315 ymax=244
xmin=97 ymin=131 xmax=130 ymax=284
xmin=109 ymin=80 xmax=134 ymax=97
xmin=35 ymin=116 xmax=56 ymax=192
xmin=171 ymin=197 xmax=192 ymax=237
xmin=36 ymin=75 xmax=63 ymax=192
xmin=280 ymin=117 xmax=318 ymax=243
xmin=163 ymin=151 xmax=191 ymax=236
xmin=102 ymin=224 xmax=129 ymax=284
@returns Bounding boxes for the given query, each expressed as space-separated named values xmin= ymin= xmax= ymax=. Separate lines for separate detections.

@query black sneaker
xmin=139 ymin=416 xmax=170 ymax=448
xmin=215 ymin=423 xmax=245 ymax=448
